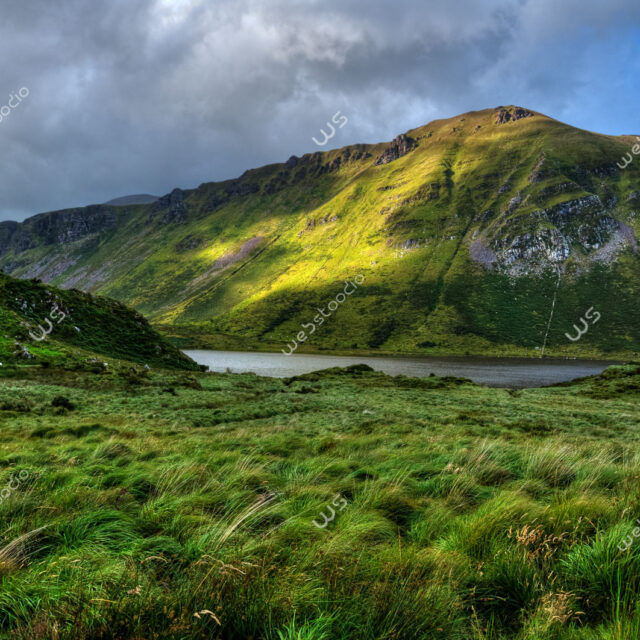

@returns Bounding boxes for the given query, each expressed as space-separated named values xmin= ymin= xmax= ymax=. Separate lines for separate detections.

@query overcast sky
xmin=1 ymin=0 xmax=639 ymax=221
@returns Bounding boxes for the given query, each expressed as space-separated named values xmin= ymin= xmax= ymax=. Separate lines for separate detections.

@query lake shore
xmin=184 ymin=348 xmax=622 ymax=388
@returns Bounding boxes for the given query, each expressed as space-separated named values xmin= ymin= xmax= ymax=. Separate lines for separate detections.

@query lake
xmin=184 ymin=350 xmax=617 ymax=388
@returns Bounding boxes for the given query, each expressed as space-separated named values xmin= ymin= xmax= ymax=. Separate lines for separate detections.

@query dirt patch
xmin=189 ymin=236 xmax=264 ymax=288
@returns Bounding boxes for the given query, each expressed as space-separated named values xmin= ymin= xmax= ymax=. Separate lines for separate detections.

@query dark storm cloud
xmin=1 ymin=0 xmax=639 ymax=220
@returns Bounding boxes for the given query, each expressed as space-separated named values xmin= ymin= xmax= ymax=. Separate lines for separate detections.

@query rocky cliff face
xmin=495 ymin=106 xmax=535 ymax=125
xmin=0 ymin=205 xmax=117 ymax=257
xmin=151 ymin=188 xmax=188 ymax=225
xmin=472 ymin=194 xmax=637 ymax=276
xmin=374 ymin=134 xmax=417 ymax=165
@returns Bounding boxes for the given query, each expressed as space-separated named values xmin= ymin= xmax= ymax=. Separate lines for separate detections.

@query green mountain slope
xmin=1 ymin=106 xmax=639 ymax=358
xmin=0 ymin=273 xmax=200 ymax=370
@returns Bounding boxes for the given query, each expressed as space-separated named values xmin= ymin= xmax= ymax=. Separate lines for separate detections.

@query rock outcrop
xmin=152 ymin=188 xmax=188 ymax=224
xmin=374 ymin=134 xmax=417 ymax=166
xmin=0 ymin=206 xmax=116 ymax=258
xmin=495 ymin=107 xmax=535 ymax=125
xmin=474 ymin=195 xmax=638 ymax=275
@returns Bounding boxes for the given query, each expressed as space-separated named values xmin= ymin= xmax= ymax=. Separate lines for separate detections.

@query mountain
xmin=104 ymin=194 xmax=159 ymax=206
xmin=0 ymin=106 xmax=639 ymax=358
xmin=0 ymin=272 xmax=200 ymax=370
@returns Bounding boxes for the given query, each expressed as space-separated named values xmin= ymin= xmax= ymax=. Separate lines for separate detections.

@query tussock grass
xmin=0 ymin=363 xmax=638 ymax=638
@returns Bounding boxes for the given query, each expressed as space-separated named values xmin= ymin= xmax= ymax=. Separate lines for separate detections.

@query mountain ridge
xmin=1 ymin=106 xmax=639 ymax=358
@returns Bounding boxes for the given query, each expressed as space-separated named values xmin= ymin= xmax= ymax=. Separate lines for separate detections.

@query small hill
xmin=0 ymin=273 xmax=199 ymax=370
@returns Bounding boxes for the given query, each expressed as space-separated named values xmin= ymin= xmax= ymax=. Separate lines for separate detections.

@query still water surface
xmin=184 ymin=350 xmax=616 ymax=388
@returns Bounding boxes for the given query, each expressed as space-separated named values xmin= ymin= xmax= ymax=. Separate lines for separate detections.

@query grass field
xmin=0 ymin=362 xmax=639 ymax=639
